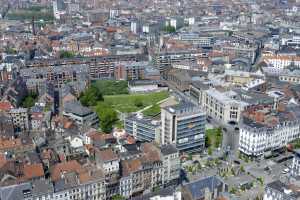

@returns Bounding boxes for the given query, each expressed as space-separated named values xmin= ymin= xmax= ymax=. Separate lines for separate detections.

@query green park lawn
xmin=142 ymin=104 xmax=161 ymax=117
xmin=103 ymin=91 xmax=169 ymax=113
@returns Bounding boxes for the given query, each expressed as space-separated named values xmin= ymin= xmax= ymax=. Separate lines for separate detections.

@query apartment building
xmin=239 ymin=105 xmax=300 ymax=157
xmin=160 ymin=144 xmax=180 ymax=186
xmin=120 ymin=143 xmax=164 ymax=198
xmin=279 ymin=69 xmax=300 ymax=84
xmin=161 ymin=102 xmax=206 ymax=153
xmin=221 ymin=44 xmax=258 ymax=64
xmin=291 ymin=149 xmax=300 ymax=177
xmin=153 ymin=50 xmax=203 ymax=73
xmin=24 ymin=54 xmax=148 ymax=80
xmin=263 ymin=55 xmax=300 ymax=69
xmin=0 ymin=161 xmax=107 ymax=200
xmin=20 ymin=64 xmax=90 ymax=89
xmin=178 ymin=33 xmax=215 ymax=47
xmin=96 ymin=149 xmax=120 ymax=176
xmin=9 ymin=108 xmax=29 ymax=132
xmin=264 ymin=180 xmax=300 ymax=200
xmin=114 ymin=61 xmax=147 ymax=80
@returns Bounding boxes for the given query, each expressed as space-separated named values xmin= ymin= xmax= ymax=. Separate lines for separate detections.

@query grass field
xmin=103 ymin=91 xmax=169 ymax=113
xmin=142 ymin=104 xmax=161 ymax=117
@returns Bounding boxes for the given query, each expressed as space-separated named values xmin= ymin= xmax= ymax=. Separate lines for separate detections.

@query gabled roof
xmin=183 ymin=176 xmax=223 ymax=199
xmin=121 ymin=159 xmax=142 ymax=176
xmin=96 ymin=149 xmax=118 ymax=162
xmin=51 ymin=160 xmax=84 ymax=182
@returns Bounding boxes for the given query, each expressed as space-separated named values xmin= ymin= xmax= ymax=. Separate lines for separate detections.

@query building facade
xmin=239 ymin=106 xmax=300 ymax=157
xmin=161 ymin=102 xmax=206 ymax=153
xmin=124 ymin=114 xmax=161 ymax=143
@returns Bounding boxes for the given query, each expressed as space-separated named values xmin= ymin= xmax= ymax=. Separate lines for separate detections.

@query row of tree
xmin=79 ymin=86 xmax=118 ymax=133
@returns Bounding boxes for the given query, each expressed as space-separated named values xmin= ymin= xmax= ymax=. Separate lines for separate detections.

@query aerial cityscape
xmin=0 ymin=0 xmax=300 ymax=199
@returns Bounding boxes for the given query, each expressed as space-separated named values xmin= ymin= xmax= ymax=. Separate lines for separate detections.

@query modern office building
xmin=124 ymin=114 xmax=161 ymax=143
xmin=63 ymin=101 xmax=99 ymax=128
xmin=200 ymin=88 xmax=273 ymax=124
xmin=161 ymin=102 xmax=206 ymax=153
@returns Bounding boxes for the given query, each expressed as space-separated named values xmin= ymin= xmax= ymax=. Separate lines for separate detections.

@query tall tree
xmin=96 ymin=102 xmax=118 ymax=133
xmin=80 ymin=86 xmax=103 ymax=107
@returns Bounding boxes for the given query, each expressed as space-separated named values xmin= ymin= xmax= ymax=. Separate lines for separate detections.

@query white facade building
xmin=291 ymin=149 xmax=300 ymax=176
xmin=239 ymin=121 xmax=300 ymax=156
xmin=202 ymin=88 xmax=247 ymax=123
xmin=263 ymin=55 xmax=300 ymax=69
xmin=239 ymin=106 xmax=300 ymax=157
xmin=160 ymin=144 xmax=180 ymax=186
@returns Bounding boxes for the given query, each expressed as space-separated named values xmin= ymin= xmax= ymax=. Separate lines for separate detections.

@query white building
xmin=160 ymin=144 xmax=180 ymax=186
xmin=279 ymin=69 xmax=300 ymax=84
xmin=291 ymin=149 xmax=300 ymax=176
xmin=202 ymin=88 xmax=247 ymax=123
xmin=281 ymin=35 xmax=300 ymax=46
xmin=264 ymin=180 xmax=299 ymax=200
xmin=131 ymin=21 xmax=138 ymax=34
xmin=239 ymin=106 xmax=300 ymax=157
xmin=263 ymin=55 xmax=300 ymax=69
xmin=128 ymin=80 xmax=160 ymax=93
xmin=96 ymin=149 xmax=120 ymax=175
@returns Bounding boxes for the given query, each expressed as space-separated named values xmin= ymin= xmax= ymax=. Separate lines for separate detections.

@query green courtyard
xmin=103 ymin=91 xmax=169 ymax=113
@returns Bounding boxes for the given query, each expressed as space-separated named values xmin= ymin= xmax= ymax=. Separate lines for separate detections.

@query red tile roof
xmin=0 ymin=101 xmax=13 ymax=112
xmin=23 ymin=163 xmax=44 ymax=180
xmin=96 ymin=149 xmax=118 ymax=162
xmin=51 ymin=160 xmax=84 ymax=182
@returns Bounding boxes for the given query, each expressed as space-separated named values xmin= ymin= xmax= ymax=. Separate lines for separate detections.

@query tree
xmin=80 ymin=86 xmax=103 ymax=107
xmin=134 ymin=98 xmax=144 ymax=108
xmin=21 ymin=92 xmax=38 ymax=108
xmin=257 ymin=177 xmax=264 ymax=186
xmin=208 ymin=147 xmax=213 ymax=155
xmin=59 ymin=50 xmax=75 ymax=59
xmin=205 ymin=135 xmax=212 ymax=148
xmin=215 ymin=128 xmax=223 ymax=148
xmin=229 ymin=187 xmax=237 ymax=194
xmin=164 ymin=25 xmax=176 ymax=33
xmin=22 ymin=96 xmax=35 ymax=108
xmin=96 ymin=102 xmax=118 ymax=133
xmin=112 ymin=195 xmax=125 ymax=200
xmin=240 ymin=165 xmax=245 ymax=173
xmin=187 ymin=153 xmax=193 ymax=161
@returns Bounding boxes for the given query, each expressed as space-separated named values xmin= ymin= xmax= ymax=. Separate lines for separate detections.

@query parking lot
xmin=243 ymin=152 xmax=293 ymax=184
